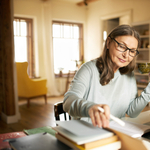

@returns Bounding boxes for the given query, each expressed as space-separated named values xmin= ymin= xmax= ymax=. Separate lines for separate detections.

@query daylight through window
xmin=13 ymin=17 xmax=34 ymax=78
xmin=52 ymin=21 xmax=83 ymax=74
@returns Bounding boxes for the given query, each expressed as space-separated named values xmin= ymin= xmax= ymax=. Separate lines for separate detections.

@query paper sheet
xmin=56 ymin=120 xmax=113 ymax=136
xmin=109 ymin=120 xmax=150 ymax=138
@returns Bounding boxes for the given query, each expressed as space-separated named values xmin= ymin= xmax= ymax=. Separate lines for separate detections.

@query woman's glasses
xmin=111 ymin=37 xmax=139 ymax=57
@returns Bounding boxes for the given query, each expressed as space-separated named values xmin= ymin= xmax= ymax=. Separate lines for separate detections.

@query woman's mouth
xmin=119 ymin=58 xmax=126 ymax=63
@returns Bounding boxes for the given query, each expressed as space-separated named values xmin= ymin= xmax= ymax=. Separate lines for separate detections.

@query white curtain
xmin=42 ymin=3 xmax=61 ymax=96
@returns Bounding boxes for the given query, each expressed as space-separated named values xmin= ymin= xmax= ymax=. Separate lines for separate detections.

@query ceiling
xmin=55 ymin=0 xmax=82 ymax=2
xmin=41 ymin=0 xmax=82 ymax=3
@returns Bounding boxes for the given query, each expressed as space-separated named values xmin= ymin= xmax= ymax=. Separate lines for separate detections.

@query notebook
xmin=8 ymin=132 xmax=72 ymax=150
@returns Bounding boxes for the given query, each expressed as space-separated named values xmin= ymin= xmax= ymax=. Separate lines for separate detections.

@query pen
xmin=97 ymin=107 xmax=125 ymax=126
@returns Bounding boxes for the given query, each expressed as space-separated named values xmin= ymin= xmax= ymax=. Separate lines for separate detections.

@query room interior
xmin=1 ymin=0 xmax=150 ymax=134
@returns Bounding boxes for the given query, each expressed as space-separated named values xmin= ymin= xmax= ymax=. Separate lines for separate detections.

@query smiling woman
xmin=107 ymin=35 xmax=138 ymax=73
xmin=63 ymin=24 xmax=150 ymax=129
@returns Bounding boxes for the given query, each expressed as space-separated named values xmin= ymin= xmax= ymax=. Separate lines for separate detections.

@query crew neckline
xmin=112 ymin=70 xmax=120 ymax=81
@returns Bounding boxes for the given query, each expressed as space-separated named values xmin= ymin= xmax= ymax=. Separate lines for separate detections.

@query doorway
xmin=102 ymin=18 xmax=119 ymax=46
xmin=101 ymin=10 xmax=132 ymax=48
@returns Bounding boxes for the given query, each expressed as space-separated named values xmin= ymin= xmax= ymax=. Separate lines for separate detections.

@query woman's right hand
xmin=88 ymin=104 xmax=110 ymax=128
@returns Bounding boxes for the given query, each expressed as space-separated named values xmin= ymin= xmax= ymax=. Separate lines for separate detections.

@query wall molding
xmin=100 ymin=9 xmax=132 ymax=22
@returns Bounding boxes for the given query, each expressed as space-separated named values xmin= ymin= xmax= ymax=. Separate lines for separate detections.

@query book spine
xmin=55 ymin=133 xmax=85 ymax=150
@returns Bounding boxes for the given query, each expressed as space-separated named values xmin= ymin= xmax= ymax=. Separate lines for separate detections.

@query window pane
xmin=14 ymin=36 xmax=27 ymax=62
xmin=53 ymin=24 xmax=61 ymax=37
xmin=53 ymin=38 xmax=78 ymax=73
xmin=20 ymin=21 xmax=27 ymax=36
xmin=13 ymin=20 xmax=20 ymax=36
xmin=64 ymin=24 xmax=71 ymax=38
xmin=52 ymin=22 xmax=83 ymax=74
xmin=14 ymin=17 xmax=34 ymax=77
xmin=74 ymin=25 xmax=79 ymax=38
xmin=14 ymin=19 xmax=28 ymax=62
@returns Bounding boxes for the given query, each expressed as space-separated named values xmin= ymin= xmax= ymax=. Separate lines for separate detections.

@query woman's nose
xmin=122 ymin=49 xmax=130 ymax=57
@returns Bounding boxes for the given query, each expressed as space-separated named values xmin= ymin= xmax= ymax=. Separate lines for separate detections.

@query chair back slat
xmin=54 ymin=101 xmax=71 ymax=121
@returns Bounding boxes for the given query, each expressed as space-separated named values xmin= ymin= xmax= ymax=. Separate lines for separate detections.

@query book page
xmin=109 ymin=120 xmax=150 ymax=138
xmin=53 ymin=126 xmax=114 ymax=145
xmin=56 ymin=120 xmax=113 ymax=136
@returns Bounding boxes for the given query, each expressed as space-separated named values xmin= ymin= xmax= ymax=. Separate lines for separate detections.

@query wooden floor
xmin=0 ymin=96 xmax=64 ymax=134
xmin=0 ymin=96 xmax=150 ymax=134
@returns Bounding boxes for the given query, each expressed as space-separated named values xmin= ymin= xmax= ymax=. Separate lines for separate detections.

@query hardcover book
xmin=55 ymin=133 xmax=121 ymax=150
xmin=24 ymin=126 xmax=56 ymax=136
xmin=0 ymin=131 xmax=26 ymax=150
xmin=9 ymin=133 xmax=72 ymax=150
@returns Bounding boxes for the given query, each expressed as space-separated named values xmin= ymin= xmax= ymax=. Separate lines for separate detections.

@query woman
xmin=63 ymin=24 xmax=150 ymax=128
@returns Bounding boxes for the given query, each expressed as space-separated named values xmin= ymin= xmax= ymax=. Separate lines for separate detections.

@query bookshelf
xmin=132 ymin=21 xmax=150 ymax=96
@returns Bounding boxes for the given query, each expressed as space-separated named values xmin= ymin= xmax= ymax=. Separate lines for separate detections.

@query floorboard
xmin=0 ymin=96 xmax=63 ymax=134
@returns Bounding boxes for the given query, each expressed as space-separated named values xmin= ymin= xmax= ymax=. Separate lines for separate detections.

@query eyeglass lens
xmin=113 ymin=38 xmax=138 ymax=57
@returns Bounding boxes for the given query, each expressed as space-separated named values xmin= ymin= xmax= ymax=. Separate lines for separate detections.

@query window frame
xmin=52 ymin=21 xmax=84 ymax=77
xmin=14 ymin=17 xmax=35 ymax=78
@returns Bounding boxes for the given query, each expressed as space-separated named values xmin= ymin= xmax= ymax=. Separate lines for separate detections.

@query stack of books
xmin=2 ymin=120 xmax=150 ymax=150
xmin=53 ymin=120 xmax=121 ymax=150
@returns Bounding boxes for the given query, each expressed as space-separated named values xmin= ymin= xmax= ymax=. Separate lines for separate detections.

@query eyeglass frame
xmin=110 ymin=37 xmax=139 ymax=57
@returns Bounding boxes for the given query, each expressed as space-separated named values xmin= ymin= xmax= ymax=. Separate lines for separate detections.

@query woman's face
xmin=107 ymin=35 xmax=138 ymax=72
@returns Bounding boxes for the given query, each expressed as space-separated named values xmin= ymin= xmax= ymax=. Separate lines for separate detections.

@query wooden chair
xmin=65 ymin=70 xmax=77 ymax=92
xmin=54 ymin=101 xmax=71 ymax=121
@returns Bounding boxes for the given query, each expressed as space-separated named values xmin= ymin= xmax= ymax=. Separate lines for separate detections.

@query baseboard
xmin=1 ymin=112 xmax=21 ymax=124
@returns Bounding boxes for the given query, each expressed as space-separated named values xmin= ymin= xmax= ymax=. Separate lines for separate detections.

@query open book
xmin=54 ymin=119 xmax=150 ymax=141
xmin=109 ymin=120 xmax=150 ymax=138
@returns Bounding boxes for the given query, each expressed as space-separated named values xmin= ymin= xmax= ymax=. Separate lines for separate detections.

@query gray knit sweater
xmin=63 ymin=59 xmax=150 ymax=123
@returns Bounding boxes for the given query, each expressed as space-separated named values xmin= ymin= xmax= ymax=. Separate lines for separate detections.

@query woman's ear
xmin=106 ymin=37 xmax=111 ymax=49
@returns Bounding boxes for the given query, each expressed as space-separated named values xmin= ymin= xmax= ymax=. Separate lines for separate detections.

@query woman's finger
xmin=94 ymin=111 xmax=102 ymax=128
xmin=99 ymin=112 xmax=109 ymax=128
xmin=89 ymin=109 xmax=96 ymax=126
xmin=102 ymin=105 xmax=110 ymax=120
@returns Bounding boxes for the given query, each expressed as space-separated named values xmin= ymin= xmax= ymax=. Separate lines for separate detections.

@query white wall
xmin=86 ymin=0 xmax=150 ymax=61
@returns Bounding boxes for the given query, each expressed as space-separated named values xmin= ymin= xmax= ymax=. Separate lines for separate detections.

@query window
xmin=13 ymin=17 xmax=34 ymax=78
xmin=52 ymin=21 xmax=84 ymax=75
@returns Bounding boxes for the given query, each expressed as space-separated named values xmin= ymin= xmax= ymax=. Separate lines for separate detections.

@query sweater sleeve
xmin=63 ymin=63 xmax=96 ymax=118
xmin=126 ymin=74 xmax=150 ymax=118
